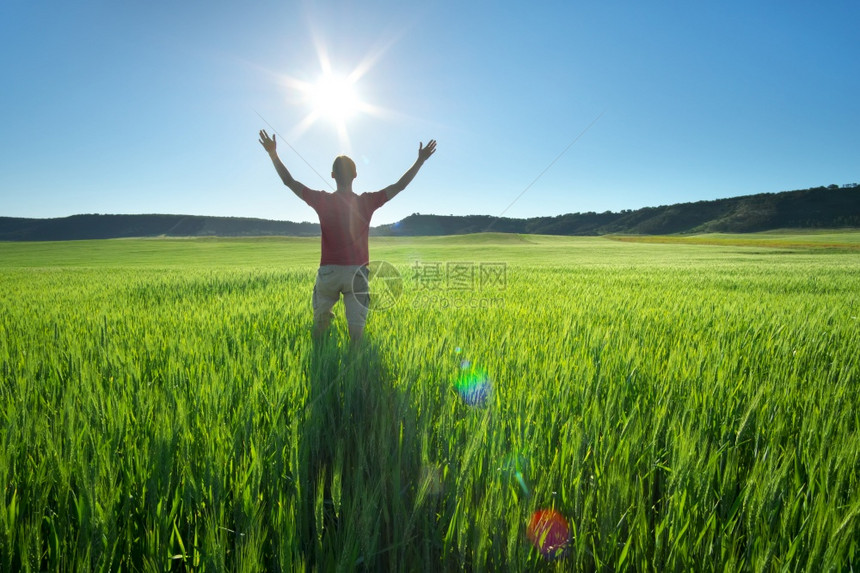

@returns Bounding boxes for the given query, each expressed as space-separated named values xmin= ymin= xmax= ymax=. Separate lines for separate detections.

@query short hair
xmin=332 ymin=155 xmax=357 ymax=182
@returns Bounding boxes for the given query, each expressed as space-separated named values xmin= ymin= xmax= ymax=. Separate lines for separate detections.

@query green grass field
xmin=1 ymin=233 xmax=858 ymax=571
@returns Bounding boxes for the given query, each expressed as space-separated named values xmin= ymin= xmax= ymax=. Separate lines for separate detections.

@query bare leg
xmin=344 ymin=272 xmax=369 ymax=344
xmin=313 ymin=312 xmax=333 ymax=339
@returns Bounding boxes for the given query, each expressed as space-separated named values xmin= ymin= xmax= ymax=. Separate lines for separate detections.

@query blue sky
xmin=1 ymin=0 xmax=858 ymax=225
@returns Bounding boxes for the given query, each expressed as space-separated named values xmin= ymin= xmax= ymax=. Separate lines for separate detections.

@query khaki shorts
xmin=312 ymin=265 xmax=370 ymax=327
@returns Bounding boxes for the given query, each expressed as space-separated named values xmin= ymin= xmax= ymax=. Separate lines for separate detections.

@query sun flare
xmin=308 ymin=73 xmax=361 ymax=124
xmin=279 ymin=68 xmax=375 ymax=149
xmin=271 ymin=28 xmax=402 ymax=150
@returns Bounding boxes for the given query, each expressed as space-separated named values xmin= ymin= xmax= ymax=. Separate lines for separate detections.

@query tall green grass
xmin=0 ymin=235 xmax=858 ymax=570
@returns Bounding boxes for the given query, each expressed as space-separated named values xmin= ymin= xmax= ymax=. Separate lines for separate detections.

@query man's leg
xmin=347 ymin=323 xmax=364 ymax=341
xmin=312 ymin=266 xmax=339 ymax=338
xmin=314 ymin=313 xmax=334 ymax=339
xmin=344 ymin=265 xmax=371 ymax=343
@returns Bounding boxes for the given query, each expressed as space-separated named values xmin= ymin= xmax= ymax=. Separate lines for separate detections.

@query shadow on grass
xmin=296 ymin=334 xmax=439 ymax=571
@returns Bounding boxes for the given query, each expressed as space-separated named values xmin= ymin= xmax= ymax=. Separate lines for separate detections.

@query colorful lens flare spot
xmin=527 ymin=509 xmax=571 ymax=560
xmin=499 ymin=453 xmax=530 ymax=497
xmin=454 ymin=361 xmax=491 ymax=407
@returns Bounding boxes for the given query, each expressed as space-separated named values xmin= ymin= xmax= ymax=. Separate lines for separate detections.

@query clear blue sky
xmin=2 ymin=0 xmax=858 ymax=225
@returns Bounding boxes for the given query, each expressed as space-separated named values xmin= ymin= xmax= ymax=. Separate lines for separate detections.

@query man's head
xmin=332 ymin=155 xmax=357 ymax=187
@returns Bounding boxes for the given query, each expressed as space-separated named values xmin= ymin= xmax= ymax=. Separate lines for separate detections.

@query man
xmin=259 ymin=130 xmax=436 ymax=341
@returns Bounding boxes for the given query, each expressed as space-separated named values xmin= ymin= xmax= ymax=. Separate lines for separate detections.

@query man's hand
xmin=383 ymin=139 xmax=438 ymax=201
xmin=259 ymin=129 xmax=306 ymax=199
xmin=259 ymin=130 xmax=277 ymax=154
xmin=418 ymin=139 xmax=437 ymax=162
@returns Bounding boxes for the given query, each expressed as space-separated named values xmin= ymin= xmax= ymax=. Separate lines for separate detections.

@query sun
xmin=270 ymin=30 xmax=399 ymax=151
xmin=277 ymin=67 xmax=375 ymax=150
xmin=308 ymin=73 xmax=361 ymax=124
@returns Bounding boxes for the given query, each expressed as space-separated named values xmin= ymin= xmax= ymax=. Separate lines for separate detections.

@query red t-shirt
xmin=301 ymin=187 xmax=389 ymax=265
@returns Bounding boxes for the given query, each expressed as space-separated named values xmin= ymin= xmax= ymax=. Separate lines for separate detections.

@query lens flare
xmin=419 ymin=465 xmax=443 ymax=497
xmin=499 ymin=453 xmax=530 ymax=497
xmin=264 ymin=20 xmax=402 ymax=151
xmin=308 ymin=73 xmax=360 ymax=123
xmin=454 ymin=359 xmax=491 ymax=407
xmin=527 ymin=509 xmax=571 ymax=560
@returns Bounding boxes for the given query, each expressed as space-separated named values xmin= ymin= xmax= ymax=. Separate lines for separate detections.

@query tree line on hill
xmin=373 ymin=184 xmax=860 ymax=236
xmin=1 ymin=184 xmax=857 ymax=241
xmin=0 ymin=214 xmax=320 ymax=241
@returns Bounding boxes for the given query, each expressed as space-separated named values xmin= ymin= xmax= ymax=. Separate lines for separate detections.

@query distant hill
xmin=374 ymin=184 xmax=860 ymax=236
xmin=0 ymin=214 xmax=319 ymax=241
xmin=1 ymin=184 xmax=858 ymax=241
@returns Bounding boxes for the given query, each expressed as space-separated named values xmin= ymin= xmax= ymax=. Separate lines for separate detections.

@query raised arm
xmin=382 ymin=139 xmax=436 ymax=201
xmin=258 ymin=130 xmax=306 ymax=199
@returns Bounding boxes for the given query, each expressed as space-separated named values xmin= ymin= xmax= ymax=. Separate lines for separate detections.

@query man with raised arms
xmin=259 ymin=130 xmax=436 ymax=341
